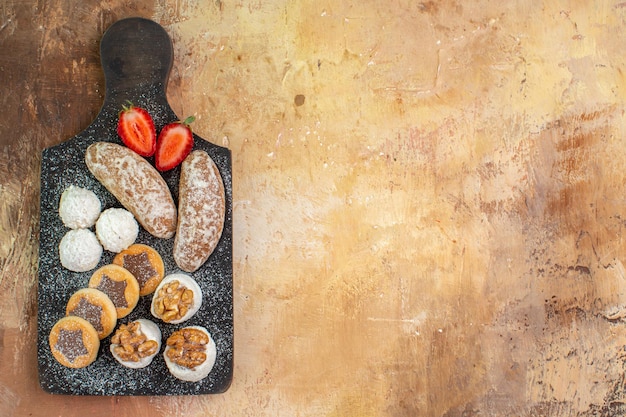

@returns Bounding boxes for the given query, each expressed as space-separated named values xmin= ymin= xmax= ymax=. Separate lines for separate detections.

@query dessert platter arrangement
xmin=37 ymin=18 xmax=233 ymax=395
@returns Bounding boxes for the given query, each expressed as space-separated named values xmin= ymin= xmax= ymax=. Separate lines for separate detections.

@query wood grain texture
xmin=3 ymin=0 xmax=626 ymax=415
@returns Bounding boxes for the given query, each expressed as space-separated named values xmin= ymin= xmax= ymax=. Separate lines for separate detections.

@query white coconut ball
xmin=96 ymin=208 xmax=139 ymax=253
xmin=58 ymin=185 xmax=101 ymax=229
xmin=59 ymin=229 xmax=103 ymax=272
xmin=110 ymin=319 xmax=162 ymax=369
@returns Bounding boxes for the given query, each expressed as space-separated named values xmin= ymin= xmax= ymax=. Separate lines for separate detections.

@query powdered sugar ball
xmin=59 ymin=229 xmax=103 ymax=272
xmin=96 ymin=208 xmax=139 ymax=253
xmin=58 ymin=186 xmax=101 ymax=229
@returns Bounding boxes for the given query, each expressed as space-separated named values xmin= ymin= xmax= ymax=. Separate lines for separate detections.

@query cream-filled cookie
xmin=113 ymin=244 xmax=164 ymax=296
xmin=88 ymin=264 xmax=140 ymax=319
xmin=49 ymin=316 xmax=100 ymax=369
xmin=66 ymin=288 xmax=117 ymax=340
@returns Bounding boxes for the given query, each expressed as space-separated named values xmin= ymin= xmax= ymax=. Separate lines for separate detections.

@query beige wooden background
xmin=2 ymin=1 xmax=626 ymax=416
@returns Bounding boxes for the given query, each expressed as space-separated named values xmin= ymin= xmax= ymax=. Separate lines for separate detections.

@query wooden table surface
xmin=3 ymin=1 xmax=626 ymax=416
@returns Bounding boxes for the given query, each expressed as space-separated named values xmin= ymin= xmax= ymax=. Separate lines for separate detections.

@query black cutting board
xmin=37 ymin=17 xmax=233 ymax=395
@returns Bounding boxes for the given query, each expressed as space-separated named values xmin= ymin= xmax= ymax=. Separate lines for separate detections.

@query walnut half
xmin=111 ymin=322 xmax=158 ymax=362
xmin=165 ymin=327 xmax=209 ymax=369
xmin=153 ymin=280 xmax=195 ymax=322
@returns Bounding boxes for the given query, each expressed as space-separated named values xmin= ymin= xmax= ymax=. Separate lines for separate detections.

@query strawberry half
xmin=155 ymin=116 xmax=195 ymax=171
xmin=117 ymin=102 xmax=156 ymax=156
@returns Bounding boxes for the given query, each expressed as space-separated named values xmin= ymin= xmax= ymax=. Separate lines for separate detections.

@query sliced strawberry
xmin=155 ymin=116 xmax=195 ymax=171
xmin=117 ymin=102 xmax=156 ymax=157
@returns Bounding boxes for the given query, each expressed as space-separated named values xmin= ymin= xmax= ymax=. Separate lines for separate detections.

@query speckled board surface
xmin=37 ymin=17 xmax=233 ymax=396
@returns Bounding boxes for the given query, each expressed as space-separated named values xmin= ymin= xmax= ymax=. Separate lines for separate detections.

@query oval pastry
xmin=163 ymin=326 xmax=216 ymax=382
xmin=150 ymin=273 xmax=202 ymax=324
xmin=88 ymin=264 xmax=140 ymax=318
xmin=85 ymin=142 xmax=177 ymax=239
xmin=49 ymin=316 xmax=100 ymax=369
xmin=66 ymin=288 xmax=117 ymax=340
xmin=110 ymin=319 xmax=162 ymax=369
xmin=174 ymin=150 xmax=225 ymax=272
xmin=113 ymin=243 xmax=165 ymax=296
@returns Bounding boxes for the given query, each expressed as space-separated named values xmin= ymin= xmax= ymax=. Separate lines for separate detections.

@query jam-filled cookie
xmin=150 ymin=273 xmax=202 ymax=324
xmin=66 ymin=288 xmax=117 ymax=340
xmin=49 ymin=316 xmax=100 ymax=368
xmin=113 ymin=244 xmax=164 ymax=296
xmin=110 ymin=319 xmax=161 ymax=369
xmin=163 ymin=326 xmax=216 ymax=382
xmin=88 ymin=264 xmax=140 ymax=319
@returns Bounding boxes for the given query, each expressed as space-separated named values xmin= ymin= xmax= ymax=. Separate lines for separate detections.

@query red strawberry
xmin=155 ymin=116 xmax=195 ymax=171
xmin=117 ymin=102 xmax=156 ymax=156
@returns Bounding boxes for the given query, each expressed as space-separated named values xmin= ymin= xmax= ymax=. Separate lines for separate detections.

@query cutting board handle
xmin=100 ymin=17 xmax=173 ymax=95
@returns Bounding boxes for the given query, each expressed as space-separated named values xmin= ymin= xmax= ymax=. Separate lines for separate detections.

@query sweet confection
xmin=88 ymin=264 xmax=140 ymax=318
xmin=150 ymin=273 xmax=202 ymax=324
xmin=85 ymin=141 xmax=177 ymax=239
xmin=65 ymin=288 xmax=117 ymax=340
xmin=110 ymin=319 xmax=161 ymax=369
xmin=95 ymin=207 xmax=139 ymax=253
xmin=113 ymin=243 xmax=165 ymax=296
xmin=58 ymin=228 xmax=103 ymax=272
xmin=58 ymin=185 xmax=102 ymax=229
xmin=49 ymin=316 xmax=100 ymax=369
xmin=163 ymin=326 xmax=216 ymax=382
xmin=174 ymin=150 xmax=225 ymax=272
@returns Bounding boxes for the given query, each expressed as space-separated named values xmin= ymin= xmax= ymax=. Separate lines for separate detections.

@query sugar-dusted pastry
xmin=110 ymin=319 xmax=161 ymax=369
xmin=88 ymin=264 xmax=140 ymax=318
xmin=66 ymin=288 xmax=117 ymax=340
xmin=150 ymin=273 xmax=202 ymax=324
xmin=85 ymin=141 xmax=177 ymax=239
xmin=58 ymin=185 xmax=101 ymax=229
xmin=174 ymin=150 xmax=225 ymax=272
xmin=49 ymin=316 xmax=100 ymax=368
xmin=59 ymin=228 xmax=103 ymax=272
xmin=113 ymin=243 xmax=164 ymax=296
xmin=163 ymin=326 xmax=216 ymax=382
xmin=95 ymin=207 xmax=139 ymax=253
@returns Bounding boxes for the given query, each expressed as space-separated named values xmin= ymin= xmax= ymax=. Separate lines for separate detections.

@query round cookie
xmin=59 ymin=185 xmax=102 ymax=229
xmin=88 ymin=264 xmax=140 ymax=319
xmin=163 ymin=326 xmax=216 ymax=382
xmin=96 ymin=207 xmax=139 ymax=253
xmin=59 ymin=229 xmax=103 ymax=272
xmin=66 ymin=288 xmax=117 ymax=340
xmin=150 ymin=273 xmax=202 ymax=324
xmin=110 ymin=319 xmax=162 ymax=369
xmin=113 ymin=244 xmax=165 ymax=296
xmin=49 ymin=316 xmax=100 ymax=369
